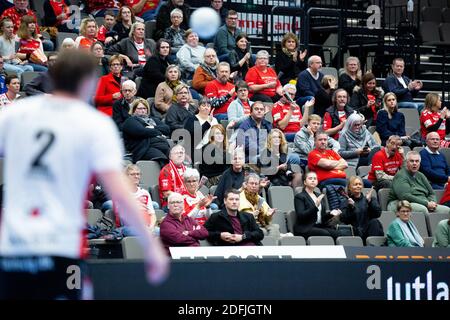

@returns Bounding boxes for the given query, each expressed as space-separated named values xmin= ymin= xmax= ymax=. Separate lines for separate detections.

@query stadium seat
xmin=95 ymin=16 xmax=105 ymax=28
xmin=267 ymin=186 xmax=295 ymax=213
xmin=150 ymin=185 xmax=161 ymax=207
xmin=440 ymin=23 xmax=450 ymax=43
xmin=336 ymin=236 xmax=364 ymax=246
xmin=122 ymin=237 xmax=144 ymax=259
xmin=209 ymin=185 xmax=217 ymax=195
xmin=199 ymin=185 xmax=209 ymax=196
xmin=134 ymin=77 xmax=142 ymax=92
xmin=439 ymin=148 xmax=450 ymax=165
xmin=410 ymin=212 xmax=429 ymax=237
xmin=199 ymin=239 xmax=212 ymax=246
xmin=136 ymin=160 xmax=161 ymax=190
xmin=366 ymin=236 xmax=387 ymax=246
xmin=427 ymin=212 xmax=450 ymax=236
xmin=420 ymin=21 xmax=443 ymax=45
xmin=357 ymin=165 xmax=371 ymax=178
xmin=434 ymin=189 xmax=444 ymax=203
xmin=398 ymin=109 xmax=421 ymax=136
xmin=261 ymin=236 xmax=279 ymax=246
xmin=21 ymin=72 xmax=40 ymax=89
xmin=377 ymin=188 xmax=391 ymax=211
xmin=413 ymin=146 xmax=424 ymax=153
xmin=363 ymin=188 xmax=378 ymax=201
xmin=286 ymin=210 xmax=297 ymax=234
xmin=423 ymin=237 xmax=434 ymax=248
xmin=344 ymin=166 xmax=356 ymax=178
xmin=87 ymin=209 xmax=103 ymax=226
xmin=321 ymin=67 xmax=338 ymax=79
xmin=145 ymin=20 xmax=157 ymax=39
xmin=271 ymin=211 xmax=288 ymax=234
xmin=154 ymin=209 xmax=166 ymax=221
xmin=401 ymin=146 xmax=411 ymax=154
xmin=421 ymin=7 xmax=443 ymax=23
xmin=442 ymin=8 xmax=450 ymax=22
xmin=307 ymin=236 xmax=335 ymax=246
xmin=378 ymin=211 xmax=396 ymax=233
xmin=279 ymin=236 xmax=306 ymax=246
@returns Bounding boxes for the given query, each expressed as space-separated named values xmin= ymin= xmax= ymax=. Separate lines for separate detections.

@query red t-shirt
xmin=367 ymin=148 xmax=403 ymax=181
xmin=18 ymin=38 xmax=41 ymax=55
xmin=245 ymin=66 xmax=281 ymax=98
xmin=271 ymin=100 xmax=303 ymax=133
xmin=89 ymin=0 xmax=121 ymax=11
xmin=1 ymin=7 xmax=40 ymax=33
xmin=420 ymin=109 xmax=446 ymax=140
xmin=242 ymin=100 xmax=251 ymax=115
xmin=97 ymin=25 xmax=109 ymax=42
xmin=158 ymin=161 xmax=187 ymax=207
xmin=323 ymin=110 xmax=347 ymax=140
xmin=204 ymin=80 xmax=235 ymax=115
xmin=182 ymin=191 xmax=207 ymax=225
xmin=76 ymin=36 xmax=97 ymax=50
xmin=307 ymin=149 xmax=347 ymax=182
xmin=125 ymin=0 xmax=160 ymax=16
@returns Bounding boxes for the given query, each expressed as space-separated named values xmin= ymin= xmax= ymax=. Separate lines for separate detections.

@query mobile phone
xmin=198 ymin=176 xmax=208 ymax=188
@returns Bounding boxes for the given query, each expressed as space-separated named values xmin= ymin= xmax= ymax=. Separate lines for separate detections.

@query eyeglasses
xmin=169 ymin=201 xmax=183 ymax=204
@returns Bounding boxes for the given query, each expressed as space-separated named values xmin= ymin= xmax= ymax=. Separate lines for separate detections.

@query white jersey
xmin=0 ymin=95 xmax=123 ymax=259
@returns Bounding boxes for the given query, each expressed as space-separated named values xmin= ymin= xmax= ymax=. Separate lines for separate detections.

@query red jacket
xmin=94 ymin=73 xmax=122 ymax=116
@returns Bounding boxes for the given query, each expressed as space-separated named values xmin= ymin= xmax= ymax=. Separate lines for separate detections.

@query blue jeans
xmin=4 ymin=63 xmax=33 ymax=79
xmin=217 ymin=53 xmax=229 ymax=63
xmin=42 ymin=39 xmax=54 ymax=52
xmin=214 ymin=113 xmax=228 ymax=121
xmin=189 ymin=88 xmax=201 ymax=100
xmin=28 ymin=63 xmax=48 ymax=72
xmin=398 ymin=101 xmax=424 ymax=113
xmin=285 ymin=133 xmax=296 ymax=142
xmin=287 ymin=153 xmax=301 ymax=165
xmin=296 ymin=96 xmax=314 ymax=106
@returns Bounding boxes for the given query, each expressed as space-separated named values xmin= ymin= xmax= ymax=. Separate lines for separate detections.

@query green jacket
xmin=433 ymin=219 xmax=450 ymax=248
xmin=386 ymin=219 xmax=418 ymax=247
xmin=388 ymin=168 xmax=435 ymax=207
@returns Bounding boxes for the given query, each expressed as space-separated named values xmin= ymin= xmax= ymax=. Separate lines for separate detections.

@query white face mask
xmin=77 ymin=74 xmax=97 ymax=103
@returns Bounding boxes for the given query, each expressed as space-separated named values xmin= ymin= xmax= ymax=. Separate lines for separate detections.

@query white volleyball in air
xmin=189 ymin=7 xmax=221 ymax=39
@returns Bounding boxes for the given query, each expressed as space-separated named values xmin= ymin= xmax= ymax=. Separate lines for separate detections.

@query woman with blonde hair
xmin=339 ymin=56 xmax=362 ymax=96
xmin=198 ymin=124 xmax=230 ymax=187
xmin=420 ymin=92 xmax=450 ymax=142
xmin=75 ymin=17 xmax=98 ymax=50
xmin=258 ymin=129 xmax=301 ymax=187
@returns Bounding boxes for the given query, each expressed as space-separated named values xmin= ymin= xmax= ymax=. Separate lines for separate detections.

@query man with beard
xmin=205 ymin=189 xmax=264 ymax=246
xmin=322 ymin=88 xmax=353 ymax=140
xmin=204 ymin=61 xmax=235 ymax=121
xmin=239 ymin=173 xmax=279 ymax=238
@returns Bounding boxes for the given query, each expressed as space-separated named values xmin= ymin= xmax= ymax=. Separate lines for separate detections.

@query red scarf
xmin=169 ymin=160 xmax=186 ymax=194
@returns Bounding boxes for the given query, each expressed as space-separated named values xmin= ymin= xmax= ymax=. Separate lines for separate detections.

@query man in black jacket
xmin=112 ymin=79 xmax=137 ymax=131
xmin=154 ymin=0 xmax=190 ymax=40
xmin=24 ymin=53 xmax=58 ymax=96
xmin=205 ymin=189 xmax=264 ymax=246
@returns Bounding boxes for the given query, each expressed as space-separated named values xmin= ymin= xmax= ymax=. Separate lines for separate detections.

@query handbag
xmin=30 ymin=49 xmax=48 ymax=65
xmin=336 ymin=224 xmax=354 ymax=236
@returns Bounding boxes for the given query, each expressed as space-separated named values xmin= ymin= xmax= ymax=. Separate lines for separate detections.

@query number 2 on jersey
xmin=31 ymin=130 xmax=55 ymax=173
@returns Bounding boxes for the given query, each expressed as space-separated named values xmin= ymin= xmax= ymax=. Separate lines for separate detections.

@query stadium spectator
xmin=338 ymin=56 xmax=361 ymax=96
xmin=205 ymin=188 xmax=264 ymax=246
xmin=367 ymin=135 xmax=404 ymax=190
xmin=375 ymin=92 xmax=420 ymax=148
xmin=61 ymin=37 xmax=75 ymax=50
xmin=198 ymin=124 xmax=230 ymax=187
xmin=213 ymin=148 xmax=245 ymax=208
xmin=313 ymin=74 xmax=337 ymax=117
xmin=163 ymin=8 xmax=185 ymax=54
xmin=271 ymin=84 xmax=312 ymax=142
xmin=125 ymin=0 xmax=162 ymax=21
xmin=382 ymin=57 xmax=423 ymax=111
xmin=192 ymin=48 xmax=218 ymax=94
xmin=308 ymin=131 xmax=348 ymax=188
xmin=182 ymin=168 xmax=216 ymax=225
xmin=214 ymin=10 xmax=241 ymax=61
xmin=227 ymin=80 xmax=253 ymax=126
xmin=349 ymin=72 xmax=383 ymax=127
xmin=112 ymin=5 xmax=135 ymax=42
xmin=228 ymin=32 xmax=253 ymax=81
xmin=176 ymin=29 xmax=205 ymax=80
xmin=322 ymin=88 xmax=353 ymax=140
xmin=245 ymin=50 xmax=282 ymax=102
xmin=338 ymin=176 xmax=383 ymax=240
xmin=275 ymin=32 xmax=307 ymax=86
xmin=258 ymin=129 xmax=302 ymax=187
xmin=204 ymin=61 xmax=235 ymax=120
xmin=43 ymin=0 xmax=73 ymax=33
xmin=122 ymin=98 xmax=170 ymax=164
xmin=17 ymin=15 xmax=47 ymax=72
xmin=94 ymin=55 xmax=124 ymax=116
xmin=106 ymin=21 xmax=156 ymax=76
xmin=0 ymin=74 xmax=19 ymax=109
xmin=420 ymin=93 xmax=450 ymax=144
xmin=159 ymin=144 xmax=188 ymax=208
xmin=210 ymin=0 xmax=228 ymax=25
xmin=387 ymin=200 xmax=424 ymax=247
xmin=239 ymin=173 xmax=279 ymax=237
xmin=154 ymin=64 xmax=193 ymax=114
xmin=160 ymin=192 xmax=209 ymax=254
xmin=387 ymin=151 xmax=450 ymax=214
xmin=23 ymin=52 xmax=57 ymax=95
xmin=165 ymin=83 xmax=197 ymax=133
xmin=183 ymin=97 xmax=218 ymax=160
xmin=112 ymin=79 xmax=136 ymax=131
xmin=91 ymin=41 xmax=109 ymax=77
xmin=294 ymin=171 xmax=339 ymax=239
xmin=237 ymin=101 xmax=272 ymax=163
xmin=87 ymin=0 xmax=121 ymax=17
xmin=75 ymin=17 xmax=98 ymax=50
xmin=155 ymin=0 xmax=190 ymax=40
xmin=433 ymin=219 xmax=450 ymax=248
xmin=419 ymin=132 xmax=450 ymax=190
xmin=295 ymin=55 xmax=324 ymax=105
xmin=294 ymin=114 xmax=340 ymax=168
xmin=0 ymin=17 xmax=33 ymax=78
xmin=137 ymin=38 xmax=171 ymax=99
xmin=96 ymin=10 xmax=117 ymax=45
xmin=338 ymin=112 xmax=380 ymax=168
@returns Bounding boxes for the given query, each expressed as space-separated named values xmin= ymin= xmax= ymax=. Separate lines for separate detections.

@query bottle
xmin=407 ymin=0 xmax=414 ymax=13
